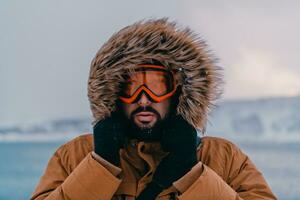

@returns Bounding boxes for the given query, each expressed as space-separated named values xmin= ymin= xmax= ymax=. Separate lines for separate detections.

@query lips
xmin=136 ymin=111 xmax=155 ymax=116
xmin=135 ymin=112 xmax=156 ymax=122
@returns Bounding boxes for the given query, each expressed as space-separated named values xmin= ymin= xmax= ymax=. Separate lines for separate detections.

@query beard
xmin=127 ymin=117 xmax=166 ymax=142
xmin=125 ymin=106 xmax=169 ymax=142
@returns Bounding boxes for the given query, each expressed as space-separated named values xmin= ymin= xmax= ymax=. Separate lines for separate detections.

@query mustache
xmin=130 ymin=106 xmax=161 ymax=120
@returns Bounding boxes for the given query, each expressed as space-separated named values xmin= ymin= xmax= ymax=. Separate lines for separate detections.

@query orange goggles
xmin=119 ymin=65 xmax=177 ymax=104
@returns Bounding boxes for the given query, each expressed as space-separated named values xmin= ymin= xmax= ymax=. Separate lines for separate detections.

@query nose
xmin=137 ymin=93 xmax=152 ymax=106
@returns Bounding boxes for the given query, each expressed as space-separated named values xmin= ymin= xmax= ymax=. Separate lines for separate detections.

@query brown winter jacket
xmin=30 ymin=134 xmax=276 ymax=200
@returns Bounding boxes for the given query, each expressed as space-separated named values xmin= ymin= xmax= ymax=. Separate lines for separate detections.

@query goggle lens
xmin=122 ymin=70 xmax=173 ymax=97
xmin=119 ymin=65 xmax=177 ymax=103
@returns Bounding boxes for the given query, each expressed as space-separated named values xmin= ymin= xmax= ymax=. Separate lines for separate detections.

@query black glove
xmin=136 ymin=114 xmax=199 ymax=200
xmin=93 ymin=111 xmax=127 ymax=166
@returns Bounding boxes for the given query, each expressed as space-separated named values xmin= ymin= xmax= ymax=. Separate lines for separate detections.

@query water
xmin=0 ymin=139 xmax=299 ymax=200
xmin=0 ymin=141 xmax=64 ymax=200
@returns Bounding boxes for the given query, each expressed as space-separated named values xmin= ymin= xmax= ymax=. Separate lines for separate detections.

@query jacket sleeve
xmin=30 ymin=147 xmax=122 ymax=200
xmin=173 ymin=142 xmax=277 ymax=200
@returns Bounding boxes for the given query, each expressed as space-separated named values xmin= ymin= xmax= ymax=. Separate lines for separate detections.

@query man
xmin=31 ymin=19 xmax=276 ymax=200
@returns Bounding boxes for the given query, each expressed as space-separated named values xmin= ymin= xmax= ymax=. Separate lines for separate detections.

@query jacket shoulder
xmin=198 ymin=136 xmax=248 ymax=181
xmin=200 ymin=136 xmax=241 ymax=152
xmin=57 ymin=133 xmax=93 ymax=151
xmin=54 ymin=133 xmax=94 ymax=173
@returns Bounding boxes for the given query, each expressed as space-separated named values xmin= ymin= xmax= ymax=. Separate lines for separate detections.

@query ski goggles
xmin=119 ymin=64 xmax=178 ymax=104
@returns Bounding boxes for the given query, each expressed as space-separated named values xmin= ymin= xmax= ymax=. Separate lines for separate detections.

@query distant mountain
xmin=1 ymin=95 xmax=299 ymax=142
xmin=206 ymin=95 xmax=300 ymax=142
xmin=0 ymin=118 xmax=91 ymax=142
xmin=0 ymin=118 xmax=91 ymax=134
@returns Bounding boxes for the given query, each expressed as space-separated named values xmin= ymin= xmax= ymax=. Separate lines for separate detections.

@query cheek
xmin=122 ymin=104 xmax=136 ymax=118
xmin=155 ymin=101 xmax=171 ymax=118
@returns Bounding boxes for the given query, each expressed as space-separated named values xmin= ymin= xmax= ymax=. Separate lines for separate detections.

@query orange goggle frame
xmin=119 ymin=64 xmax=178 ymax=104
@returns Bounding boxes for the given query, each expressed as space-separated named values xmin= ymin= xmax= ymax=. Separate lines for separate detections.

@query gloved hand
xmin=93 ymin=111 xmax=127 ymax=166
xmin=136 ymin=114 xmax=199 ymax=200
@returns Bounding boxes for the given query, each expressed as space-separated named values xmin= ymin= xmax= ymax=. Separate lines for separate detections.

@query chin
xmin=140 ymin=123 xmax=154 ymax=129
xmin=128 ymin=117 xmax=164 ymax=142
xmin=136 ymin=122 xmax=154 ymax=129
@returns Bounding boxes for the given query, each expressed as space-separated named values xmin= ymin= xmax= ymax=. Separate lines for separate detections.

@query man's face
xmin=121 ymin=94 xmax=171 ymax=129
xmin=118 ymin=65 xmax=179 ymax=141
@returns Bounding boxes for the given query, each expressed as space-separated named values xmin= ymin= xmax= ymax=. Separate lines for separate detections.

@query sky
xmin=1 ymin=0 xmax=299 ymax=123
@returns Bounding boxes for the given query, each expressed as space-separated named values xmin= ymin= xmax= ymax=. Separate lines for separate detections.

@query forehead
xmin=127 ymin=64 xmax=170 ymax=76
xmin=128 ymin=70 xmax=167 ymax=79
xmin=128 ymin=64 xmax=168 ymax=73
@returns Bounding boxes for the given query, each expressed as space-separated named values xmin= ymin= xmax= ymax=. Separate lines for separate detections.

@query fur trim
xmin=88 ymin=18 xmax=223 ymax=133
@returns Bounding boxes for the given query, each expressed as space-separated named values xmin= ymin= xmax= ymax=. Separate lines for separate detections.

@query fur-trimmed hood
xmin=88 ymin=18 xmax=222 ymax=133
